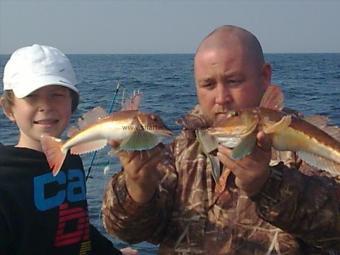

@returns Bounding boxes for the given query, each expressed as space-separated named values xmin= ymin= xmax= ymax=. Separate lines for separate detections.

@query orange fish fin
xmin=297 ymin=151 xmax=340 ymax=177
xmin=260 ymin=84 xmax=284 ymax=111
xmin=67 ymin=126 xmax=80 ymax=138
xmin=70 ymin=139 xmax=107 ymax=155
xmin=304 ymin=115 xmax=340 ymax=141
xmin=263 ymin=115 xmax=292 ymax=134
xmin=40 ymin=135 xmax=67 ymax=176
xmin=121 ymin=90 xmax=143 ymax=111
xmin=77 ymin=107 xmax=108 ymax=130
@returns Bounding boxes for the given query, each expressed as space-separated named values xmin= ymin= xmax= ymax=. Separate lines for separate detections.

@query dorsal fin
xmin=304 ymin=115 xmax=340 ymax=141
xmin=66 ymin=107 xmax=108 ymax=137
xmin=260 ymin=84 xmax=284 ymax=111
xmin=78 ymin=107 xmax=108 ymax=130
xmin=304 ymin=115 xmax=329 ymax=128
xmin=121 ymin=90 xmax=143 ymax=111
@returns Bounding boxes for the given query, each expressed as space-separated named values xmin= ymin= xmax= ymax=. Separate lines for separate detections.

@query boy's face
xmin=5 ymin=85 xmax=73 ymax=151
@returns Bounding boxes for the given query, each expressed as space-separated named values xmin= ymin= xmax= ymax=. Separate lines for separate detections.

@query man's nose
xmin=215 ymin=84 xmax=231 ymax=105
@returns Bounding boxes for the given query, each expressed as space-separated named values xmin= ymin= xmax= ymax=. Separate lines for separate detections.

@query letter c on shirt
xmin=34 ymin=169 xmax=86 ymax=211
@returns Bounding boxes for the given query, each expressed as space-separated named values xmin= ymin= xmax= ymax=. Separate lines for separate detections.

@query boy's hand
xmin=109 ymin=141 xmax=168 ymax=203
xmin=217 ymin=131 xmax=272 ymax=196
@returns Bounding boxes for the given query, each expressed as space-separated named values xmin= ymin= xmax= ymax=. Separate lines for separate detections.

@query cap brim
xmin=12 ymin=75 xmax=79 ymax=98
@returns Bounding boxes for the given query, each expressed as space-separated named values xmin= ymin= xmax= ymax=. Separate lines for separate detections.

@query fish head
xmin=207 ymin=109 xmax=259 ymax=137
xmin=205 ymin=109 xmax=259 ymax=149
xmin=137 ymin=113 xmax=173 ymax=137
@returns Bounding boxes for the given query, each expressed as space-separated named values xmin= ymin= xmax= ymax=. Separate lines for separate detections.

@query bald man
xmin=102 ymin=25 xmax=340 ymax=254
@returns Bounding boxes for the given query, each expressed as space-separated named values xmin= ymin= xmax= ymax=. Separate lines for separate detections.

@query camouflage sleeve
xmin=252 ymin=162 xmax=340 ymax=252
xmin=101 ymin=148 xmax=177 ymax=244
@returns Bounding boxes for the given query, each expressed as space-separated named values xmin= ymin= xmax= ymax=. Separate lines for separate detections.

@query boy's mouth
xmin=34 ymin=119 xmax=59 ymax=126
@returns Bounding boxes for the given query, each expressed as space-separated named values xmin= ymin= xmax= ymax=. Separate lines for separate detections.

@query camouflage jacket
xmin=102 ymin=106 xmax=340 ymax=255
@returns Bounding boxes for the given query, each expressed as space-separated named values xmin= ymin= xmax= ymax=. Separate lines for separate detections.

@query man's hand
xmin=217 ymin=131 xmax=272 ymax=196
xmin=120 ymin=247 xmax=139 ymax=255
xmin=109 ymin=141 xmax=169 ymax=203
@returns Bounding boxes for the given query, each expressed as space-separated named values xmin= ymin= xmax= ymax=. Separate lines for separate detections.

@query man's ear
xmin=261 ymin=63 xmax=272 ymax=91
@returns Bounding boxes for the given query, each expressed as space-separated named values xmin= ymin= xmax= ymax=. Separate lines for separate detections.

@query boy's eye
xmin=51 ymin=90 xmax=69 ymax=97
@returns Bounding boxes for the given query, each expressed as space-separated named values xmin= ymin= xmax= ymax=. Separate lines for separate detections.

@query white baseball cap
xmin=3 ymin=44 xmax=79 ymax=98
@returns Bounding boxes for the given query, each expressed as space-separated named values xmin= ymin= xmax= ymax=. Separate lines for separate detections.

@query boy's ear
xmin=3 ymin=109 xmax=15 ymax=122
xmin=0 ymin=100 xmax=15 ymax=122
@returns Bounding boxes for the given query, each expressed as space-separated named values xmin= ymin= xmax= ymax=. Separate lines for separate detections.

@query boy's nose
xmin=37 ymin=97 xmax=53 ymax=111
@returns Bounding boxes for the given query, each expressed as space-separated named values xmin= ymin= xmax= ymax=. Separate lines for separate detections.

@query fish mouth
xmin=153 ymin=129 xmax=173 ymax=137
xmin=207 ymin=126 xmax=254 ymax=137
xmin=145 ymin=127 xmax=172 ymax=137
xmin=214 ymin=112 xmax=232 ymax=122
xmin=206 ymin=126 xmax=229 ymax=136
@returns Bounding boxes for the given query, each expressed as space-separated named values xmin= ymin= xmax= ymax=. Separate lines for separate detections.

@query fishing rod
xmin=85 ymin=81 xmax=121 ymax=181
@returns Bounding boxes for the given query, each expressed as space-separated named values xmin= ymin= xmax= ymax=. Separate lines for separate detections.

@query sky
xmin=0 ymin=0 xmax=340 ymax=54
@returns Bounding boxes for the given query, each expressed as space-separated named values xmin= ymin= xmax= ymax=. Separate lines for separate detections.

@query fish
xmin=205 ymin=85 xmax=340 ymax=176
xmin=41 ymin=93 xmax=172 ymax=176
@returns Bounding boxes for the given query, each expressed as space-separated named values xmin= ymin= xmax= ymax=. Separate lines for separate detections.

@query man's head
xmin=194 ymin=25 xmax=272 ymax=124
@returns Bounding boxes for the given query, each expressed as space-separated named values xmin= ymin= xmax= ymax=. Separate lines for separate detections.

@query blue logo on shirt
xmin=34 ymin=169 xmax=86 ymax=211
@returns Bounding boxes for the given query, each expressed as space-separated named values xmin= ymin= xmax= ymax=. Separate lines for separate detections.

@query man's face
xmin=194 ymin=46 xmax=271 ymax=124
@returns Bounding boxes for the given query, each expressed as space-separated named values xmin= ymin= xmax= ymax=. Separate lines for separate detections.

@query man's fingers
xmin=256 ymin=131 xmax=272 ymax=152
xmin=120 ymin=143 xmax=167 ymax=170
xmin=108 ymin=140 xmax=120 ymax=148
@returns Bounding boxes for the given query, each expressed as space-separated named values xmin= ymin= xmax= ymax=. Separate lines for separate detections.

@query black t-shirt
xmin=0 ymin=144 xmax=121 ymax=255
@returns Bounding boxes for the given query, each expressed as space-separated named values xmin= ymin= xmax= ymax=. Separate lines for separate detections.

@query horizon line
xmin=0 ymin=51 xmax=340 ymax=56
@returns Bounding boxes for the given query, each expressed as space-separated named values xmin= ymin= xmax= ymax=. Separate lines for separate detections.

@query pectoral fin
xmin=119 ymin=131 xmax=159 ymax=151
xmin=209 ymin=155 xmax=221 ymax=183
xmin=231 ymin=132 xmax=257 ymax=160
xmin=196 ymin=129 xmax=218 ymax=154
xmin=263 ymin=115 xmax=292 ymax=134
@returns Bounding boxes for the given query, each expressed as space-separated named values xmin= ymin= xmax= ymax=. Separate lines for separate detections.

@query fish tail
xmin=41 ymin=135 xmax=67 ymax=176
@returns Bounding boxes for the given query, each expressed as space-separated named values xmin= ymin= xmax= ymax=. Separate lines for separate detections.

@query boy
xmin=0 ymin=44 xmax=131 ymax=255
